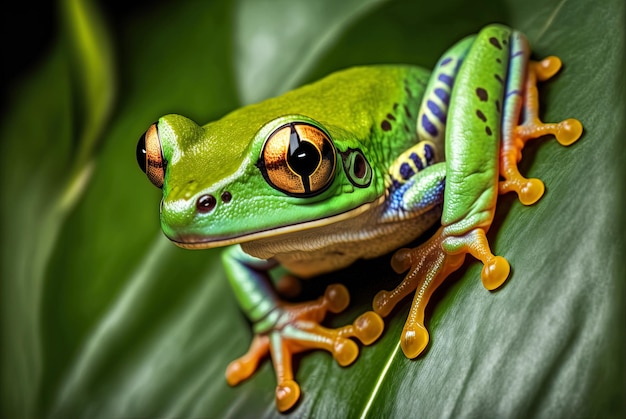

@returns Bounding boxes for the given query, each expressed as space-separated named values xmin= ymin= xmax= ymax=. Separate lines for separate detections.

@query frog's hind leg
xmin=499 ymin=33 xmax=583 ymax=205
xmin=374 ymin=24 xmax=517 ymax=360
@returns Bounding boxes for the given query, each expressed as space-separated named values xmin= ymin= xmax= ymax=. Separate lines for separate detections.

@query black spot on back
xmin=476 ymin=88 xmax=488 ymax=101
xmin=489 ymin=37 xmax=502 ymax=49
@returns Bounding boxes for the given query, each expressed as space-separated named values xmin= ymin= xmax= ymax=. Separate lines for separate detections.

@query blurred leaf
xmin=234 ymin=0 xmax=386 ymax=104
xmin=61 ymin=0 xmax=115 ymax=175
xmin=1 ymin=0 xmax=113 ymax=416
xmin=1 ymin=0 xmax=624 ymax=418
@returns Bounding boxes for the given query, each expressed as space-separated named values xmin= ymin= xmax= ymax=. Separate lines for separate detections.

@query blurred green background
xmin=1 ymin=0 xmax=624 ymax=417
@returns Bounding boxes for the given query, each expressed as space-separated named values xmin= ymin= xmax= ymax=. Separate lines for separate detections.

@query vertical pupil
xmin=288 ymin=141 xmax=320 ymax=176
xmin=286 ymin=123 xmax=323 ymax=195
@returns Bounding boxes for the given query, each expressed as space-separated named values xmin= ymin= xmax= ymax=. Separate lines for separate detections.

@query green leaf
xmin=1 ymin=0 xmax=624 ymax=417
xmin=1 ymin=0 xmax=113 ymax=416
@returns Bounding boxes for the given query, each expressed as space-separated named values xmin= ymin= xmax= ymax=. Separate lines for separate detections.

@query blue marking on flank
xmin=421 ymin=114 xmax=438 ymax=137
xmin=399 ymin=163 xmax=414 ymax=180
xmin=409 ymin=152 xmax=424 ymax=171
xmin=511 ymin=50 xmax=524 ymax=58
xmin=438 ymin=73 xmax=453 ymax=87
xmin=427 ymin=100 xmax=446 ymax=123
xmin=387 ymin=176 xmax=446 ymax=213
xmin=506 ymin=89 xmax=522 ymax=98
xmin=423 ymin=144 xmax=434 ymax=163
xmin=440 ymin=57 xmax=453 ymax=66
xmin=387 ymin=182 xmax=408 ymax=211
xmin=434 ymin=88 xmax=450 ymax=105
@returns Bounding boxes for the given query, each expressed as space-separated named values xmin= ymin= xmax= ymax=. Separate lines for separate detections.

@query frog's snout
xmin=160 ymin=186 xmax=235 ymax=240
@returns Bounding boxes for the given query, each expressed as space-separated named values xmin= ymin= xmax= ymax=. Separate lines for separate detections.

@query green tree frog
xmin=136 ymin=24 xmax=582 ymax=412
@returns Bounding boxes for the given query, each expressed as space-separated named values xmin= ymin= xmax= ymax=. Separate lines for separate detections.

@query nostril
xmin=196 ymin=194 xmax=217 ymax=213
xmin=221 ymin=191 xmax=232 ymax=203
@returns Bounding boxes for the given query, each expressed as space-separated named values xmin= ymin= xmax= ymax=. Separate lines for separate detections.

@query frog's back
xmin=214 ymin=65 xmax=431 ymax=146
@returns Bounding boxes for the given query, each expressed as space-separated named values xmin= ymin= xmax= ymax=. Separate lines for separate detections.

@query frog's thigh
xmin=442 ymin=24 xmax=511 ymax=229
xmin=439 ymin=25 xmax=514 ymax=290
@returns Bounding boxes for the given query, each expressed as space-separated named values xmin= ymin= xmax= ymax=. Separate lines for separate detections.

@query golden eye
xmin=136 ymin=122 xmax=166 ymax=188
xmin=260 ymin=122 xmax=336 ymax=196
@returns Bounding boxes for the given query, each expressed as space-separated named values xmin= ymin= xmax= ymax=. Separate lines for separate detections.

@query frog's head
xmin=136 ymin=113 xmax=385 ymax=249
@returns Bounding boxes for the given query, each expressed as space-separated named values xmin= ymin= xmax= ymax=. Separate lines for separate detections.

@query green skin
xmin=157 ymin=67 xmax=424 ymax=242
xmin=137 ymin=24 xmax=571 ymax=411
xmin=153 ymin=25 xmax=523 ymax=306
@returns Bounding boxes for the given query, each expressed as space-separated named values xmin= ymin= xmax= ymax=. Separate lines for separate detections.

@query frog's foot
xmin=499 ymin=56 xmax=583 ymax=205
xmin=226 ymin=284 xmax=384 ymax=412
xmin=373 ymin=227 xmax=509 ymax=359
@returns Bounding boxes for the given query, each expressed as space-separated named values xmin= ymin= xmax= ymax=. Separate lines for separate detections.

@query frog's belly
xmin=240 ymin=205 xmax=442 ymax=278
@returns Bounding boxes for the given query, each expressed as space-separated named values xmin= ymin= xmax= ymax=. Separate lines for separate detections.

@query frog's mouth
xmin=169 ymin=196 xmax=384 ymax=250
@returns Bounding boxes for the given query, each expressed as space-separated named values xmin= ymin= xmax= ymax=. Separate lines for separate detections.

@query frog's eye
xmin=260 ymin=122 xmax=336 ymax=196
xmin=137 ymin=122 xmax=166 ymax=188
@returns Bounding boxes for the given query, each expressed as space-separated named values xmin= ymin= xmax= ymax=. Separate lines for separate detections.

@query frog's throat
xmin=170 ymin=195 xmax=386 ymax=250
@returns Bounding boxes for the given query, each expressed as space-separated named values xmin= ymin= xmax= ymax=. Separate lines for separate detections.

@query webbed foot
xmin=226 ymin=284 xmax=383 ymax=412
xmin=373 ymin=226 xmax=509 ymax=359
xmin=499 ymin=56 xmax=583 ymax=205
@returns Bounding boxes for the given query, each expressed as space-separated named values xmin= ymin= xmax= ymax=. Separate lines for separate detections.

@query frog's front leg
xmin=374 ymin=25 xmax=582 ymax=359
xmin=222 ymin=245 xmax=384 ymax=412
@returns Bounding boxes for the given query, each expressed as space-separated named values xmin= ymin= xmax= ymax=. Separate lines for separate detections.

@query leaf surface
xmin=1 ymin=0 xmax=624 ymax=417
